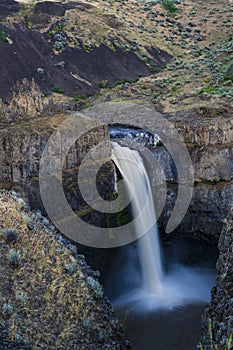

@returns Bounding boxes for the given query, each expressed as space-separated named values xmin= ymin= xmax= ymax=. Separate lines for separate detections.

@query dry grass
xmin=0 ymin=190 xmax=125 ymax=349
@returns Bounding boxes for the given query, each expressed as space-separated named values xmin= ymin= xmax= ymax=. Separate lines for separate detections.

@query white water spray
xmin=110 ymin=142 xmax=215 ymax=310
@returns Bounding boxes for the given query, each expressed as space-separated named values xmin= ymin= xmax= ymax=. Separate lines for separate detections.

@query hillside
xmin=0 ymin=190 xmax=128 ymax=349
xmin=0 ymin=1 xmax=233 ymax=350
xmin=0 ymin=0 xmax=232 ymax=119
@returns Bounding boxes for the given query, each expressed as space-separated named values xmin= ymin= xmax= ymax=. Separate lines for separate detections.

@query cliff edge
xmin=0 ymin=190 xmax=129 ymax=350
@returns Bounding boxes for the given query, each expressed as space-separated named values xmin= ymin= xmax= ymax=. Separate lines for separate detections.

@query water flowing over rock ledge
xmin=84 ymin=101 xmax=233 ymax=243
xmin=0 ymin=101 xmax=232 ymax=245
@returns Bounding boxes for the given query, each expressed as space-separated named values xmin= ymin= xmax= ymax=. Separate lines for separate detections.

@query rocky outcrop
xmin=83 ymin=101 xmax=233 ymax=243
xmin=0 ymin=113 xmax=114 ymax=269
xmin=0 ymin=100 xmax=232 ymax=244
xmin=160 ymin=112 xmax=233 ymax=243
xmin=0 ymin=78 xmax=44 ymax=122
xmin=200 ymin=208 xmax=233 ymax=349
xmin=0 ymin=113 xmax=111 ymax=209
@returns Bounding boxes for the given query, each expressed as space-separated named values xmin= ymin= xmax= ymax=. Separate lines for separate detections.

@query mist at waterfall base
xmin=106 ymin=143 xmax=216 ymax=313
xmin=105 ymin=244 xmax=215 ymax=312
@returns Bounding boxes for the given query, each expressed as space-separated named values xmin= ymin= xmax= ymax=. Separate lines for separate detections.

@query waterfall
xmin=111 ymin=142 xmax=163 ymax=294
xmin=109 ymin=142 xmax=214 ymax=311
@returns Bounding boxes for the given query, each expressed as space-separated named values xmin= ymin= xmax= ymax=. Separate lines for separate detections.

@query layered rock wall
xmin=0 ymin=78 xmax=44 ymax=123
xmin=0 ymin=114 xmax=111 ymax=211
xmin=0 ymin=102 xmax=232 ymax=243
xmin=158 ymin=115 xmax=233 ymax=242
xmin=83 ymin=101 xmax=233 ymax=243
xmin=200 ymin=208 xmax=233 ymax=349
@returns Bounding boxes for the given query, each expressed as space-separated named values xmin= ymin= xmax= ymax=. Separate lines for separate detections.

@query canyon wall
xmin=0 ymin=112 xmax=114 ymax=270
xmin=158 ymin=114 xmax=233 ymax=243
xmin=200 ymin=207 xmax=233 ymax=349
xmin=0 ymin=101 xmax=232 ymax=244
xmin=0 ymin=113 xmax=112 ymax=212
xmin=144 ymin=144 xmax=232 ymax=243
xmin=84 ymin=101 xmax=233 ymax=244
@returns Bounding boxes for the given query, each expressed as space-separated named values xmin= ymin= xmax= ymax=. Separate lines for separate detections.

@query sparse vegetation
xmin=0 ymin=29 xmax=8 ymax=43
xmin=160 ymin=0 xmax=178 ymax=14
xmin=0 ymin=0 xmax=232 ymax=109
xmin=73 ymin=95 xmax=87 ymax=102
xmin=0 ymin=0 xmax=233 ymax=348
xmin=199 ymin=87 xmax=217 ymax=94
xmin=0 ymin=191 xmax=126 ymax=349
xmin=198 ymin=319 xmax=233 ymax=350
xmin=9 ymin=249 xmax=22 ymax=266
xmin=52 ymin=86 xmax=64 ymax=94
xmin=149 ymin=65 xmax=158 ymax=74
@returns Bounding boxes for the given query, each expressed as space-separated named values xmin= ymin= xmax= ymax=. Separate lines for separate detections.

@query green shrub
xmin=9 ymin=249 xmax=22 ymax=266
xmin=153 ymin=92 xmax=161 ymax=99
xmin=3 ymin=228 xmax=18 ymax=243
xmin=65 ymin=263 xmax=77 ymax=275
xmin=98 ymin=82 xmax=105 ymax=89
xmin=52 ymin=86 xmax=63 ymax=94
xmin=0 ymin=29 xmax=8 ymax=43
xmin=2 ymin=303 xmax=13 ymax=315
xmin=114 ymin=77 xmax=137 ymax=87
xmin=224 ymin=75 xmax=233 ymax=82
xmin=41 ymin=217 xmax=50 ymax=228
xmin=15 ymin=290 xmax=28 ymax=304
xmin=54 ymin=61 xmax=65 ymax=69
xmin=37 ymin=67 xmax=45 ymax=75
xmin=160 ymin=0 xmax=178 ymax=14
xmin=87 ymin=276 xmax=103 ymax=298
xmin=149 ymin=65 xmax=157 ymax=73
xmin=73 ymin=95 xmax=86 ymax=102
xmin=199 ymin=87 xmax=217 ymax=94
xmin=171 ymin=85 xmax=177 ymax=92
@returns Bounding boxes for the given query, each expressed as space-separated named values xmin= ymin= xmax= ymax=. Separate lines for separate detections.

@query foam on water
xmin=111 ymin=142 xmax=215 ymax=312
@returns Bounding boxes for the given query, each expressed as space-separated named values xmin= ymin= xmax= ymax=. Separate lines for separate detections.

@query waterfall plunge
xmin=110 ymin=142 xmax=215 ymax=311
xmin=111 ymin=142 xmax=163 ymax=294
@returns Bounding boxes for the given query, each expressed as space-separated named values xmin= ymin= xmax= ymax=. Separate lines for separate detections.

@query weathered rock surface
xmin=0 ymin=113 xmax=111 ymax=207
xmin=0 ymin=101 xmax=232 ymax=244
xmin=200 ymin=208 xmax=233 ymax=349
xmin=0 ymin=78 xmax=43 ymax=122
xmin=84 ymin=102 xmax=233 ymax=243
xmin=160 ymin=110 xmax=233 ymax=242
xmin=0 ymin=0 xmax=20 ymax=18
xmin=0 ymin=113 xmax=114 ymax=270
